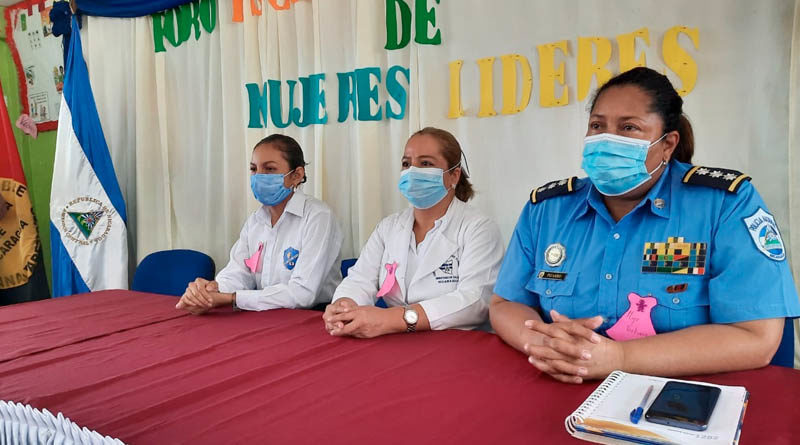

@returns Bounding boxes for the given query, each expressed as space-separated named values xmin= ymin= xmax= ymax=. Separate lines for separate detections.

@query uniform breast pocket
xmin=638 ymin=275 xmax=710 ymax=333
xmin=525 ymin=271 xmax=584 ymax=319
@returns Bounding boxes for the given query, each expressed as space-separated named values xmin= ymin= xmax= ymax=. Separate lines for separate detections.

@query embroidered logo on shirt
xmin=434 ymin=255 xmax=459 ymax=284
xmin=641 ymin=237 xmax=706 ymax=275
xmin=743 ymin=208 xmax=785 ymax=261
xmin=283 ymin=247 xmax=299 ymax=270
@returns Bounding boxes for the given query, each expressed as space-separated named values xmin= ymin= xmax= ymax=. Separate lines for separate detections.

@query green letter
xmin=415 ymin=0 xmax=441 ymax=45
xmin=385 ymin=0 xmax=412 ymax=50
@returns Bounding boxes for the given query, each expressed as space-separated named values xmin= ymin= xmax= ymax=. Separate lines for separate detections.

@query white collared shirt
xmin=404 ymin=217 xmax=444 ymax=303
xmin=216 ymin=189 xmax=343 ymax=310
xmin=332 ymin=198 xmax=505 ymax=330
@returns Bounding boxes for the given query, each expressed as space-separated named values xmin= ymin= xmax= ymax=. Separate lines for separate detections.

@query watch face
xmin=404 ymin=309 xmax=418 ymax=324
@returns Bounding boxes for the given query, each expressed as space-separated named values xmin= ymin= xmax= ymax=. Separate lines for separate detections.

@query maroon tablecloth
xmin=0 ymin=291 xmax=798 ymax=444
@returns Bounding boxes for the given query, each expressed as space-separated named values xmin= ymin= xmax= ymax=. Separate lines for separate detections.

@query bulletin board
xmin=4 ymin=0 xmax=64 ymax=131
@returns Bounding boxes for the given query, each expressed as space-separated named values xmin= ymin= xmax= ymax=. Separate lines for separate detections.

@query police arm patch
xmin=743 ymin=208 xmax=785 ymax=261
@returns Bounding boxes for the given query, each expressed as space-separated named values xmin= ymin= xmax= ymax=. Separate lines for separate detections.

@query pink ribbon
xmin=244 ymin=242 xmax=263 ymax=273
xmin=606 ymin=292 xmax=657 ymax=341
xmin=376 ymin=262 xmax=398 ymax=297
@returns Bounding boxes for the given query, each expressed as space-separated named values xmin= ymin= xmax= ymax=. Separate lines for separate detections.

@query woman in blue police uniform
xmin=489 ymin=67 xmax=800 ymax=384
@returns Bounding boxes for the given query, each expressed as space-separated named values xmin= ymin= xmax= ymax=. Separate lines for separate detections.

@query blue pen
xmin=629 ymin=385 xmax=654 ymax=424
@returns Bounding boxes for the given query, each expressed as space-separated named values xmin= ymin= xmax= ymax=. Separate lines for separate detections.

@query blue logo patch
xmin=743 ymin=208 xmax=785 ymax=261
xmin=283 ymin=247 xmax=299 ymax=270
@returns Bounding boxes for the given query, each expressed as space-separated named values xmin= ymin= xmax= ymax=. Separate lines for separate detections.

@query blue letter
xmin=385 ymin=65 xmax=409 ymax=120
xmin=337 ymin=71 xmax=357 ymax=123
xmin=355 ymin=67 xmax=382 ymax=121
xmin=245 ymin=82 xmax=268 ymax=128
xmin=268 ymin=79 xmax=294 ymax=129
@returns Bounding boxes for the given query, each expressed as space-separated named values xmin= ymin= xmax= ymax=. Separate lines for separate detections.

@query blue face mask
xmin=250 ymin=171 xmax=293 ymax=206
xmin=398 ymin=165 xmax=458 ymax=209
xmin=581 ymin=133 xmax=667 ymax=196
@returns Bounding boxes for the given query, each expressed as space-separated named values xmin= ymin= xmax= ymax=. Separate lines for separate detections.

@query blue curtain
xmin=75 ymin=0 xmax=195 ymax=17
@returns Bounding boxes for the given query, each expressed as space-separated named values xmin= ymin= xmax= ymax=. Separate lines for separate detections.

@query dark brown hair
xmin=411 ymin=127 xmax=474 ymax=201
xmin=255 ymin=134 xmax=308 ymax=183
xmin=590 ymin=67 xmax=694 ymax=163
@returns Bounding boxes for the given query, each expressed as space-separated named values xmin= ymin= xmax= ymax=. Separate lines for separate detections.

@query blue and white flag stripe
xmin=50 ymin=16 xmax=128 ymax=297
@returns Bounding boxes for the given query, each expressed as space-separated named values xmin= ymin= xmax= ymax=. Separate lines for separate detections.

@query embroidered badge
xmin=666 ymin=283 xmax=688 ymax=294
xmin=434 ymin=255 xmax=459 ymax=284
xmin=641 ymin=237 xmax=706 ymax=275
xmin=537 ymin=271 xmax=567 ymax=281
xmin=283 ymin=247 xmax=299 ymax=270
xmin=60 ymin=196 xmax=114 ymax=245
xmin=606 ymin=292 xmax=657 ymax=341
xmin=244 ymin=242 xmax=263 ymax=273
xmin=743 ymin=208 xmax=785 ymax=261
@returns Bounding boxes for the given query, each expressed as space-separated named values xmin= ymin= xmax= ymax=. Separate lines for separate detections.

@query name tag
xmin=538 ymin=271 xmax=567 ymax=281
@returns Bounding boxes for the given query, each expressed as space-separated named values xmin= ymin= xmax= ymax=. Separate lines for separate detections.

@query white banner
xmin=79 ymin=0 xmax=799 ymax=299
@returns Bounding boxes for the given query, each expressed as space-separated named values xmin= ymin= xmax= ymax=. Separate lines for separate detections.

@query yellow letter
xmin=662 ymin=26 xmax=699 ymax=96
xmin=477 ymin=57 xmax=496 ymax=117
xmin=577 ymin=37 xmax=613 ymax=101
xmin=537 ymin=41 xmax=569 ymax=107
xmin=617 ymin=27 xmax=650 ymax=73
xmin=499 ymin=54 xmax=533 ymax=115
xmin=447 ymin=60 xmax=465 ymax=119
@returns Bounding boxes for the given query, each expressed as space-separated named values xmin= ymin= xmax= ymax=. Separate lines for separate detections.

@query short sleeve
xmin=708 ymin=182 xmax=800 ymax=323
xmin=493 ymin=202 xmax=539 ymax=306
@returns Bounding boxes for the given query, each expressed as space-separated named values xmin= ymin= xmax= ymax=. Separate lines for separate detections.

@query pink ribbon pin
xmin=244 ymin=242 xmax=263 ymax=273
xmin=377 ymin=262 xmax=398 ymax=297
xmin=606 ymin=292 xmax=657 ymax=341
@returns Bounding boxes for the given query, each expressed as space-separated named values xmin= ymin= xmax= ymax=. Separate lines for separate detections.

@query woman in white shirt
xmin=323 ymin=127 xmax=504 ymax=337
xmin=177 ymin=134 xmax=343 ymax=314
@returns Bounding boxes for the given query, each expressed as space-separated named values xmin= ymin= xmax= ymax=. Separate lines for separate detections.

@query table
xmin=1 ymin=291 xmax=798 ymax=444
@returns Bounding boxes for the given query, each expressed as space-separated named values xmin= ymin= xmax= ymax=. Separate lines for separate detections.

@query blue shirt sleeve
xmin=494 ymin=202 xmax=539 ymax=306
xmin=708 ymin=181 xmax=800 ymax=323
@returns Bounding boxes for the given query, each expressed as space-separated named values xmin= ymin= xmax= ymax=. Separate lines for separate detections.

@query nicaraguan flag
xmin=50 ymin=16 xmax=128 ymax=297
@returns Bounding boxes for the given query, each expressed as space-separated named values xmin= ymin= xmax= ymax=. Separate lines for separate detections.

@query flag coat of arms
xmin=50 ymin=16 xmax=128 ymax=297
xmin=0 ymin=78 xmax=49 ymax=305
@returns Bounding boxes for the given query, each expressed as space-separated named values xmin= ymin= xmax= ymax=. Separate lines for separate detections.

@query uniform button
xmin=605 ymin=273 xmax=613 ymax=280
xmin=672 ymin=297 xmax=680 ymax=304
xmin=613 ymin=233 xmax=620 ymax=240
xmin=545 ymin=289 xmax=552 ymax=295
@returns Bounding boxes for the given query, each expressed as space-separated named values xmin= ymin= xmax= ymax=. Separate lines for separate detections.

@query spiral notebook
xmin=565 ymin=371 xmax=749 ymax=445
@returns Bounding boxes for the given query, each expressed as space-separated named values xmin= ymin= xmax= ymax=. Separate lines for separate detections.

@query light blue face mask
xmin=250 ymin=171 xmax=294 ymax=206
xmin=398 ymin=164 xmax=459 ymax=209
xmin=581 ymin=133 xmax=667 ymax=196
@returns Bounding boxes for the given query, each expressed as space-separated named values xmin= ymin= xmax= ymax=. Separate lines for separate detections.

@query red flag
xmin=0 ymin=78 xmax=49 ymax=304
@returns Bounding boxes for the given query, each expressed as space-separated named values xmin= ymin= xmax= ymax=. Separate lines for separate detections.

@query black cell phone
xmin=644 ymin=381 xmax=721 ymax=431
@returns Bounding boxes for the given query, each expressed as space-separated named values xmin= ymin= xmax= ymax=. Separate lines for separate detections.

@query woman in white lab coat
xmin=177 ymin=134 xmax=343 ymax=315
xmin=323 ymin=127 xmax=504 ymax=337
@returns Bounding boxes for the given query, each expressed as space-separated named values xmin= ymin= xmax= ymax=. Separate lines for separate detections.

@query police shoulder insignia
xmin=682 ymin=166 xmax=750 ymax=193
xmin=530 ymin=177 xmax=579 ymax=204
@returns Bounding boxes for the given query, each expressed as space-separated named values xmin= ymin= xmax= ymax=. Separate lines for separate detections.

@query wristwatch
xmin=403 ymin=306 xmax=418 ymax=332
xmin=232 ymin=292 xmax=241 ymax=311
